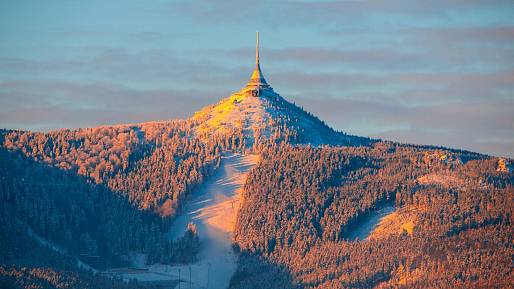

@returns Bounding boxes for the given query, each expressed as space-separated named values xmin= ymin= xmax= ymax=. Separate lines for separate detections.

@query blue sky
xmin=1 ymin=0 xmax=513 ymax=157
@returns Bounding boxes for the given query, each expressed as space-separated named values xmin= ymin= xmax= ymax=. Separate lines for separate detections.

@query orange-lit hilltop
xmin=192 ymin=32 xmax=363 ymax=146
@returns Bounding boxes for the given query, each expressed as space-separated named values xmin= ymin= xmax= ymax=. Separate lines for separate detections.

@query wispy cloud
xmin=0 ymin=80 xmax=214 ymax=131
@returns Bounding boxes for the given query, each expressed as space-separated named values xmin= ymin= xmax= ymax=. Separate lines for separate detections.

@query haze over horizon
xmin=1 ymin=0 xmax=513 ymax=157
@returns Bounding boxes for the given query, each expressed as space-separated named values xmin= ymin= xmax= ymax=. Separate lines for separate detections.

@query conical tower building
xmin=243 ymin=32 xmax=273 ymax=96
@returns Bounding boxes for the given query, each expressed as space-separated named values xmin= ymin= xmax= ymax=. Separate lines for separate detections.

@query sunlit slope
xmin=192 ymin=88 xmax=369 ymax=147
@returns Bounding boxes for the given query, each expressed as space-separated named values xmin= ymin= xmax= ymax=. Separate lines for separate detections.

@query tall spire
xmin=246 ymin=31 xmax=269 ymax=89
xmin=256 ymin=31 xmax=260 ymax=66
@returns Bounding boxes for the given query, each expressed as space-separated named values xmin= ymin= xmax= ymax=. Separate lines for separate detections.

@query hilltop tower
xmin=193 ymin=31 xmax=356 ymax=146
xmin=245 ymin=32 xmax=272 ymax=96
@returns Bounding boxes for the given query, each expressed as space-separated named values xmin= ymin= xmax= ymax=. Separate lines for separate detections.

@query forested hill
xmin=231 ymin=143 xmax=513 ymax=288
xmin=0 ymin=120 xmax=240 ymax=288
xmin=0 ymin=85 xmax=372 ymax=288
xmin=1 ymin=90 xmax=513 ymax=288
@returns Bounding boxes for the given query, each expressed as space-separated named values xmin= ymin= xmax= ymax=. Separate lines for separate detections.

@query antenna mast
xmin=256 ymin=31 xmax=259 ymax=66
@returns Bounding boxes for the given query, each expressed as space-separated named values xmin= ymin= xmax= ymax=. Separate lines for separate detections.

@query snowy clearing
xmin=167 ymin=153 xmax=259 ymax=289
xmin=111 ymin=153 xmax=258 ymax=289
xmin=347 ymin=206 xmax=396 ymax=241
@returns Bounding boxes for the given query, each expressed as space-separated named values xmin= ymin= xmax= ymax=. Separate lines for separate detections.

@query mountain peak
xmin=192 ymin=33 xmax=366 ymax=147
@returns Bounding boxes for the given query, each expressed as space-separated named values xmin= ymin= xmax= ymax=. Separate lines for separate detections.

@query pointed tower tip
xmin=256 ymin=31 xmax=259 ymax=66
xmin=245 ymin=31 xmax=269 ymax=91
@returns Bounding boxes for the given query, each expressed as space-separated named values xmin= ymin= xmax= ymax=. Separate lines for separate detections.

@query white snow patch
xmin=347 ymin=206 xmax=396 ymax=241
xmin=167 ymin=153 xmax=259 ymax=289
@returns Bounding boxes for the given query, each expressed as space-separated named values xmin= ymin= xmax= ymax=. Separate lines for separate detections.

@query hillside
xmin=231 ymin=144 xmax=513 ymax=289
xmin=0 ymin=122 xmax=227 ymax=288
xmin=191 ymin=86 xmax=366 ymax=147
